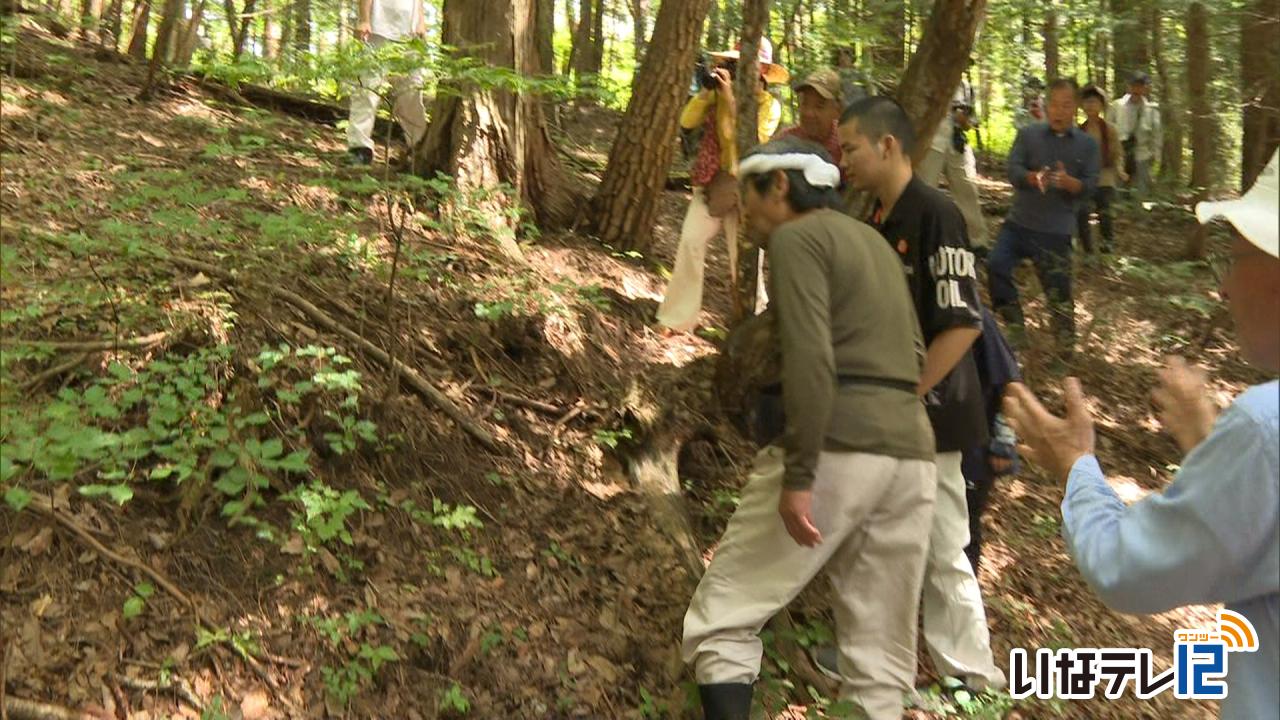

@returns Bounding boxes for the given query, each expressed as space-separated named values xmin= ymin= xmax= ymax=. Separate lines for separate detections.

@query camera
xmin=698 ymin=59 xmax=737 ymax=91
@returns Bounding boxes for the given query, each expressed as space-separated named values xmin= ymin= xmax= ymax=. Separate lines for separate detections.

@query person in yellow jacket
xmin=656 ymin=39 xmax=787 ymax=334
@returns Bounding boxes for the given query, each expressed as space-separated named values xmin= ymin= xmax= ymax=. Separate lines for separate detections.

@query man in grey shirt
xmin=988 ymin=78 xmax=1099 ymax=360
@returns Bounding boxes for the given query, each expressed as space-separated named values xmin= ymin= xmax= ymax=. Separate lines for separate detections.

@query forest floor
xmin=1 ymin=25 xmax=1270 ymax=720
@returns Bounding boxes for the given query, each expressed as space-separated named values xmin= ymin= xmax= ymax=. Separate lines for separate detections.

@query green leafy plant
xmin=439 ymin=682 xmax=470 ymax=715
xmin=122 ymin=581 xmax=155 ymax=620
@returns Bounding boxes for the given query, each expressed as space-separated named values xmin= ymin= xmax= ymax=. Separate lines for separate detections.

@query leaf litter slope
xmin=1 ymin=26 xmax=1270 ymax=720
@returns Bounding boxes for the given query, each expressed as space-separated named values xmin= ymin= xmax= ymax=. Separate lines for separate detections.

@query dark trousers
xmin=961 ymin=447 xmax=995 ymax=570
xmin=1075 ymin=186 xmax=1115 ymax=253
xmin=988 ymin=221 xmax=1075 ymax=348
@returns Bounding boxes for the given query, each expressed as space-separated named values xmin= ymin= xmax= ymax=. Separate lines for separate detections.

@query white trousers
xmin=683 ymin=446 xmax=937 ymax=720
xmin=919 ymin=145 xmax=989 ymax=248
xmin=921 ymin=451 xmax=1006 ymax=689
xmin=657 ymin=188 xmax=744 ymax=332
xmin=346 ymin=35 xmax=428 ymax=152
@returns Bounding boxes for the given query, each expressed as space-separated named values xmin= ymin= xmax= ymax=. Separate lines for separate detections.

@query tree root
xmin=112 ymin=673 xmax=202 ymax=712
xmin=2 ymin=696 xmax=102 ymax=720
xmin=164 ymin=254 xmax=502 ymax=453
xmin=1 ymin=331 xmax=168 ymax=352
xmin=25 ymin=497 xmax=285 ymax=699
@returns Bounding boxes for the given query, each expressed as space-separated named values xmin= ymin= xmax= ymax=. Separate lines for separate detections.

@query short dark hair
xmin=1080 ymin=84 xmax=1106 ymax=103
xmin=741 ymin=136 xmax=843 ymax=213
xmin=839 ymin=95 xmax=916 ymax=156
xmin=1048 ymin=77 xmax=1080 ymax=99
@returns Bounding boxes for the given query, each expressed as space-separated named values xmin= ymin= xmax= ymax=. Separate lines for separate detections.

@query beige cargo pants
xmin=683 ymin=445 xmax=937 ymax=720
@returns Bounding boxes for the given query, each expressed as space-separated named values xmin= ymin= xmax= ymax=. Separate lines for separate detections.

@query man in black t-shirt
xmin=837 ymin=97 xmax=1006 ymax=692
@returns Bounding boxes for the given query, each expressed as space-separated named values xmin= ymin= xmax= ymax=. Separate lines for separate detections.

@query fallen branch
xmin=22 ymin=353 xmax=90 ymax=391
xmin=165 ymin=255 xmax=501 ymax=453
xmin=478 ymin=387 xmax=563 ymax=416
xmin=112 ymin=673 xmax=202 ymax=712
xmin=2 ymin=696 xmax=99 ymax=720
xmin=0 ymin=332 xmax=168 ymax=352
xmin=26 ymin=498 xmax=283 ymax=695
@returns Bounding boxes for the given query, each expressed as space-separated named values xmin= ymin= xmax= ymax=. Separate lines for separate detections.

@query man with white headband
xmin=838 ymin=95 xmax=1007 ymax=696
xmin=682 ymin=136 xmax=938 ymax=720
xmin=1003 ymin=150 xmax=1279 ymax=720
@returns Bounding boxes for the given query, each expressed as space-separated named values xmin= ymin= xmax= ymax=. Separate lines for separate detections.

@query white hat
xmin=1196 ymin=150 xmax=1279 ymax=258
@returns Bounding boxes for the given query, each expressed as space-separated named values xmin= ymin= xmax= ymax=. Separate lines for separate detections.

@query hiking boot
xmin=345 ymin=147 xmax=373 ymax=166
xmin=698 ymin=683 xmax=753 ymax=720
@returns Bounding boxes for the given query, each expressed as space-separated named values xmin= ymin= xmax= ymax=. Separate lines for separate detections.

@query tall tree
xmin=897 ymin=0 xmax=987 ymax=167
xmin=174 ymin=0 xmax=208 ymax=65
xmin=569 ymin=0 xmax=595 ymax=79
xmin=1186 ymin=1 xmax=1214 ymax=188
xmin=1241 ymin=0 xmax=1280 ymax=189
xmin=588 ymin=0 xmax=713 ymax=251
xmin=1043 ymin=7 xmax=1058 ymax=81
xmin=535 ymin=0 xmax=555 ymax=74
xmin=705 ymin=0 xmax=722 ymax=49
xmin=1152 ymin=7 xmax=1181 ymax=182
xmin=126 ymin=0 xmax=151 ymax=58
xmin=626 ymin=0 xmax=648 ymax=63
xmin=293 ymin=0 xmax=311 ymax=53
xmin=870 ymin=0 xmax=905 ymax=73
xmin=590 ymin=0 xmax=604 ymax=72
xmin=1111 ymin=0 xmax=1150 ymax=87
xmin=730 ymin=0 xmax=772 ymax=318
xmin=418 ymin=0 xmax=575 ymax=255
xmin=139 ymin=0 xmax=183 ymax=96
xmin=78 ymin=0 xmax=102 ymax=40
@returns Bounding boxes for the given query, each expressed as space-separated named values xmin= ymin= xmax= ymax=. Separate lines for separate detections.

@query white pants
xmin=657 ymin=188 xmax=747 ymax=332
xmin=921 ymin=451 xmax=1006 ymax=688
xmin=919 ymin=145 xmax=989 ymax=249
xmin=683 ymin=446 xmax=937 ymax=720
xmin=346 ymin=35 xmax=428 ymax=152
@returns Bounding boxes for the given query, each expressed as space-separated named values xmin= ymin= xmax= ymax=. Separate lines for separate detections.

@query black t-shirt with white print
xmin=872 ymin=175 xmax=989 ymax=453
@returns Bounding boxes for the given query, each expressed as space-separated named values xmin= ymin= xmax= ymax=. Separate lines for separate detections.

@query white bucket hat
xmin=1196 ymin=150 xmax=1279 ymax=258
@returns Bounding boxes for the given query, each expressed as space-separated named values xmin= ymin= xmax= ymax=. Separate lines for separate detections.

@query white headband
xmin=738 ymin=152 xmax=842 ymax=189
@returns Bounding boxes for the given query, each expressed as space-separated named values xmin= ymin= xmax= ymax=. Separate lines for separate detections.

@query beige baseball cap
xmin=1196 ymin=150 xmax=1279 ymax=258
xmin=794 ymin=69 xmax=842 ymax=102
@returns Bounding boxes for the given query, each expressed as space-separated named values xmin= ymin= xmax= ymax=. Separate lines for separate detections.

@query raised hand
xmin=1003 ymin=379 xmax=1097 ymax=482
xmin=1153 ymin=356 xmax=1218 ymax=454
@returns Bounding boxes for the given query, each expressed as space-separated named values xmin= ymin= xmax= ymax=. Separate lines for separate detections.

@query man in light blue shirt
xmin=1003 ymin=150 xmax=1279 ymax=720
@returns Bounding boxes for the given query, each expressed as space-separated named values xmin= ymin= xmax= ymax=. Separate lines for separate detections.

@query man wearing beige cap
xmin=774 ymin=69 xmax=845 ymax=180
xmin=1003 ymin=150 xmax=1279 ymax=720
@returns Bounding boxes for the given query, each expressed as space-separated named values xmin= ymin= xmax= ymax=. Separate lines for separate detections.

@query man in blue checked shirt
xmin=1003 ymin=151 xmax=1279 ymax=720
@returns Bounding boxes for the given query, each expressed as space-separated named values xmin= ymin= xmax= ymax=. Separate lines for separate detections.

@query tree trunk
xmin=78 ymin=0 xmax=102 ymax=40
xmin=897 ymin=0 xmax=987 ymax=168
xmin=262 ymin=0 xmax=280 ymax=60
xmin=232 ymin=0 xmax=253 ymax=57
xmin=293 ymin=0 xmax=309 ymax=53
xmin=126 ymin=0 xmax=151 ymax=59
xmin=102 ymin=0 xmax=125 ymax=47
xmin=1043 ymin=7 xmax=1058 ymax=80
xmin=535 ymin=0 xmax=555 ymax=74
xmin=417 ymin=0 xmax=576 ymax=254
xmin=705 ymin=0 xmax=722 ymax=49
xmin=1111 ymin=0 xmax=1150 ymax=87
xmin=729 ymin=0 xmax=771 ymax=321
xmin=569 ymin=0 xmax=594 ymax=78
xmin=588 ymin=0 xmax=713 ymax=252
xmin=627 ymin=0 xmax=648 ymax=63
xmin=139 ymin=0 xmax=183 ymax=96
xmin=173 ymin=0 xmax=206 ymax=65
xmin=590 ymin=0 xmax=604 ymax=72
xmin=1186 ymin=1 xmax=1214 ymax=188
xmin=870 ymin=0 xmax=905 ymax=73
xmin=1241 ymin=0 xmax=1280 ymax=190
xmin=1152 ymin=7 xmax=1181 ymax=183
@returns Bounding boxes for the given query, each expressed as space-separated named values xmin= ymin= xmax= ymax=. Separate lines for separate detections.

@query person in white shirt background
xmin=1108 ymin=71 xmax=1162 ymax=197
xmin=346 ymin=0 xmax=428 ymax=166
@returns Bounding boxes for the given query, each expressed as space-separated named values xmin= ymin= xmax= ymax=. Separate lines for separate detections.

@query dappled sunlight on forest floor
xmin=2 ymin=27 xmax=1269 ymax=720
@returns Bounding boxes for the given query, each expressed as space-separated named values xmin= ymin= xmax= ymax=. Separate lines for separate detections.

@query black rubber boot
xmin=346 ymin=146 xmax=373 ymax=166
xmin=698 ymin=683 xmax=753 ymax=720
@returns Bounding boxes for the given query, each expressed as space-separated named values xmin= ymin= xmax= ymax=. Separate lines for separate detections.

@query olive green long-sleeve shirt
xmin=767 ymin=210 xmax=936 ymax=489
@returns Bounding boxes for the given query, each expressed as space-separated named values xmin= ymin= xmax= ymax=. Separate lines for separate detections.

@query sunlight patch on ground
xmin=1107 ymin=474 xmax=1154 ymax=504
